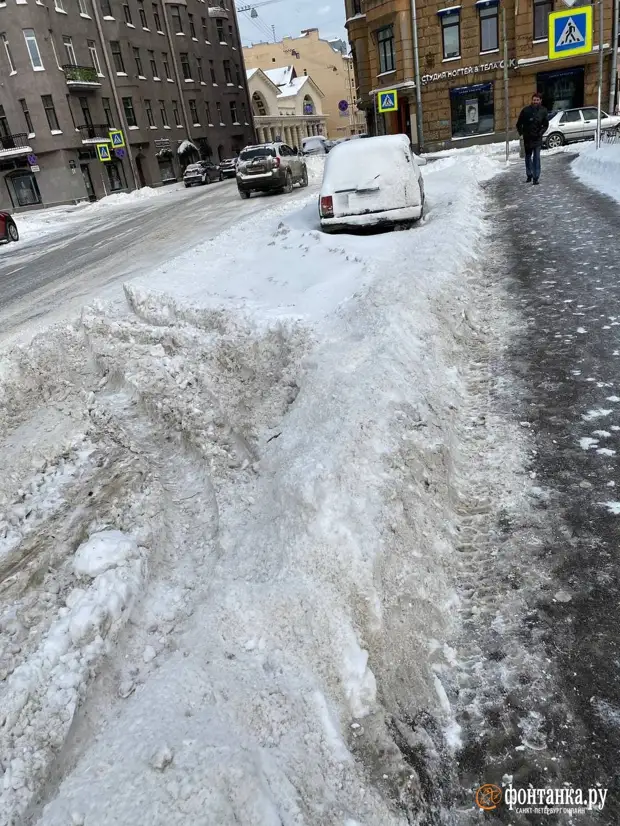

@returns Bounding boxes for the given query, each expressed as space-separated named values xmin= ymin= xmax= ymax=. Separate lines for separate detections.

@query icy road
xmin=1 ymin=144 xmax=620 ymax=826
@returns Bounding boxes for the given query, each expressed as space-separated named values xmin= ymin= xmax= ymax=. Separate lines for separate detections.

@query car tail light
xmin=320 ymin=195 xmax=334 ymax=218
xmin=273 ymin=156 xmax=281 ymax=169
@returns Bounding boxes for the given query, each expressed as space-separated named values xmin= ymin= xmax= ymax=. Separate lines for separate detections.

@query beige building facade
xmin=247 ymin=66 xmax=327 ymax=145
xmin=243 ymin=28 xmax=366 ymax=139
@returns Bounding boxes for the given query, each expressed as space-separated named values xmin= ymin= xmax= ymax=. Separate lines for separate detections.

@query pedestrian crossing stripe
xmin=378 ymin=89 xmax=398 ymax=113
xmin=97 ymin=143 xmax=111 ymax=162
xmin=548 ymin=6 xmax=592 ymax=60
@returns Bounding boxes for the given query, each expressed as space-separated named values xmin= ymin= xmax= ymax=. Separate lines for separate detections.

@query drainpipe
xmin=610 ymin=0 xmax=619 ymax=113
xmin=162 ymin=2 xmax=194 ymax=143
xmin=91 ymin=0 xmax=140 ymax=190
xmin=410 ymin=0 xmax=424 ymax=151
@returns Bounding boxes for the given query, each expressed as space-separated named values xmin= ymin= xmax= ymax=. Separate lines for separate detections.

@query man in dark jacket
xmin=516 ymin=92 xmax=549 ymax=185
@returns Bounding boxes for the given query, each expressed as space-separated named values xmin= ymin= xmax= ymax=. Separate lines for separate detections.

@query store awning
xmin=475 ymin=0 xmax=499 ymax=6
xmin=437 ymin=5 xmax=461 ymax=16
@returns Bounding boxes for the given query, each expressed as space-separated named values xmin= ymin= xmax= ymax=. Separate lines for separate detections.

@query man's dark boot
xmin=526 ymin=175 xmax=532 ymax=182
xmin=533 ymin=178 xmax=539 ymax=185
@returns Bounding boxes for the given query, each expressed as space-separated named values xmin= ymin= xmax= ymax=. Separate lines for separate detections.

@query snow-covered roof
xmin=277 ymin=76 xmax=311 ymax=99
xmin=246 ymin=68 xmax=259 ymax=80
xmin=264 ymin=66 xmax=296 ymax=87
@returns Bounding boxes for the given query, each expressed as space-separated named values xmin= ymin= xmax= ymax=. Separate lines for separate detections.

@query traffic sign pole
xmin=596 ymin=0 xmax=603 ymax=148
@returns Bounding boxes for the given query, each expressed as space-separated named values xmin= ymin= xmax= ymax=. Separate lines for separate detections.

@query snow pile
xmin=0 ymin=152 xmax=509 ymax=825
xmin=92 ymin=185 xmax=161 ymax=208
xmin=304 ymin=153 xmax=325 ymax=185
xmin=572 ymin=143 xmax=620 ymax=204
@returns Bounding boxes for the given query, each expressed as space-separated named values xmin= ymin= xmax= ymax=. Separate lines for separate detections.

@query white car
xmin=543 ymin=106 xmax=620 ymax=148
xmin=302 ymin=135 xmax=330 ymax=155
xmin=318 ymin=133 xmax=426 ymax=233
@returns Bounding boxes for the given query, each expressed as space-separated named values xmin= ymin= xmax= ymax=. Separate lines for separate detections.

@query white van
xmin=318 ymin=134 xmax=426 ymax=233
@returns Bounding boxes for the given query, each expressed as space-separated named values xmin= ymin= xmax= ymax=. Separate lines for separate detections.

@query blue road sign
xmin=115 ymin=148 xmax=126 ymax=159
xmin=27 ymin=153 xmax=37 ymax=165
xmin=549 ymin=6 xmax=592 ymax=60
xmin=378 ymin=90 xmax=398 ymax=113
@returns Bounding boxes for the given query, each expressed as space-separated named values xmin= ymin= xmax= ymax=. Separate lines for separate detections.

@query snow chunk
xmin=602 ymin=501 xmax=620 ymax=515
xmin=579 ymin=437 xmax=599 ymax=451
xmin=73 ymin=530 xmax=138 ymax=578
xmin=582 ymin=409 xmax=614 ymax=421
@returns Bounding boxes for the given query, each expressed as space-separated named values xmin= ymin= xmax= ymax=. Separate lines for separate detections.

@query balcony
xmin=208 ymin=6 xmax=228 ymax=17
xmin=63 ymin=64 xmax=102 ymax=90
xmin=78 ymin=123 xmax=113 ymax=144
xmin=0 ymin=133 xmax=33 ymax=159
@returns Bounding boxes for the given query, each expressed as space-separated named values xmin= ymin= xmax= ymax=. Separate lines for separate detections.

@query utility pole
xmin=410 ymin=0 xmax=424 ymax=150
xmin=610 ymin=0 xmax=619 ymax=113
xmin=596 ymin=0 xmax=604 ymax=147
xmin=502 ymin=4 xmax=510 ymax=163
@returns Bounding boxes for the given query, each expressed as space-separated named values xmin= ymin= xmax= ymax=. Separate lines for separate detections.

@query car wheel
xmin=7 ymin=221 xmax=18 ymax=242
xmin=546 ymin=132 xmax=565 ymax=149
xmin=282 ymin=171 xmax=293 ymax=194
xmin=219 ymin=172 xmax=224 ymax=182
xmin=239 ymin=190 xmax=251 ymax=200
xmin=185 ymin=183 xmax=191 ymax=188
xmin=299 ymin=166 xmax=308 ymax=188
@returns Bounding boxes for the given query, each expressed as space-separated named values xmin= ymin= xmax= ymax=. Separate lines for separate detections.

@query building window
xmin=123 ymin=2 xmax=132 ymax=24
xmin=229 ymin=100 xmax=238 ymax=123
xmin=8 ymin=171 xmax=41 ymax=207
xmin=180 ymin=53 xmax=191 ymax=79
xmin=202 ymin=16 xmax=208 ymax=40
xmin=479 ymin=3 xmax=499 ymax=52
xmin=216 ymin=18 xmax=224 ymax=42
xmin=536 ymin=66 xmax=584 ymax=111
xmin=188 ymin=13 xmax=196 ymax=37
xmin=533 ymin=0 xmax=552 ymax=40
xmin=209 ymin=59 xmax=216 ymax=83
xmin=171 ymin=5 xmax=182 ymax=33
xmin=172 ymin=100 xmax=181 ymax=125
xmin=101 ymin=0 xmax=112 ymax=16
xmin=159 ymin=99 xmax=168 ymax=126
xmin=78 ymin=0 xmax=89 ymax=14
xmin=0 ymin=105 xmax=10 ymax=139
xmin=55 ymin=0 xmax=65 ymax=11
xmin=206 ymin=101 xmax=212 ymax=123
xmin=252 ymin=91 xmax=266 ymax=116
xmin=145 ymin=98 xmax=155 ymax=126
xmin=139 ymin=0 xmax=147 ymax=27
xmin=352 ymin=0 xmax=361 ymax=13
xmin=122 ymin=95 xmax=137 ymax=126
xmin=88 ymin=40 xmax=103 ymax=75
xmin=450 ymin=81 xmax=494 ymax=138
xmin=223 ymin=60 xmax=232 ymax=84
xmin=133 ymin=47 xmax=143 ymax=75
xmin=377 ymin=26 xmax=395 ymax=74
xmin=162 ymin=52 xmax=171 ymax=78
xmin=153 ymin=2 xmax=162 ymax=31
xmin=103 ymin=96 xmax=114 ymax=126
xmin=441 ymin=11 xmax=461 ymax=59
xmin=20 ymin=99 xmax=34 ymax=133
xmin=111 ymin=41 xmax=125 ymax=73
xmin=235 ymin=64 xmax=242 ymax=85
xmin=24 ymin=29 xmax=44 ymax=70
xmin=42 ymin=94 xmax=60 ymax=130
xmin=107 ymin=161 xmax=125 ymax=191
xmin=65 ymin=94 xmax=77 ymax=127
xmin=63 ymin=36 xmax=76 ymax=65
xmin=149 ymin=50 xmax=158 ymax=77
xmin=216 ymin=101 xmax=223 ymax=123
xmin=189 ymin=98 xmax=199 ymax=124
xmin=241 ymin=100 xmax=247 ymax=122
xmin=79 ymin=96 xmax=92 ymax=125
xmin=1 ymin=33 xmax=15 ymax=73
xmin=196 ymin=56 xmax=204 ymax=82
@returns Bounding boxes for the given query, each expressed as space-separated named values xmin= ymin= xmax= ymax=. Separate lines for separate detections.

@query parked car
xmin=543 ymin=107 xmax=620 ymax=148
xmin=318 ymin=133 xmax=426 ymax=233
xmin=219 ymin=158 xmax=238 ymax=178
xmin=236 ymin=143 xmax=308 ymax=199
xmin=302 ymin=135 xmax=329 ymax=155
xmin=0 ymin=211 xmax=18 ymax=243
xmin=183 ymin=160 xmax=222 ymax=187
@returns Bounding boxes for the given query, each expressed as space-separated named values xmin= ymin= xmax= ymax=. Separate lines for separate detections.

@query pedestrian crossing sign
xmin=109 ymin=129 xmax=125 ymax=148
xmin=549 ymin=6 xmax=592 ymax=60
xmin=96 ymin=143 xmax=111 ymax=162
xmin=378 ymin=89 xmax=398 ymax=113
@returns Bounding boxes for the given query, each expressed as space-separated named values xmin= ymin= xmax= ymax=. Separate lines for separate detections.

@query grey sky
xmin=237 ymin=0 xmax=348 ymax=49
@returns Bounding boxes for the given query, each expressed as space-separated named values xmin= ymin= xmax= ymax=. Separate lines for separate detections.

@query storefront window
xmin=7 ymin=171 xmax=41 ymax=207
xmin=157 ymin=156 xmax=176 ymax=182
xmin=536 ymin=67 xmax=584 ymax=114
xmin=450 ymin=82 xmax=494 ymax=138
xmin=106 ymin=160 xmax=125 ymax=191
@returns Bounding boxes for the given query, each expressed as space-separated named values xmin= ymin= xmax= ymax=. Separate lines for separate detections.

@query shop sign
xmin=421 ymin=58 xmax=518 ymax=85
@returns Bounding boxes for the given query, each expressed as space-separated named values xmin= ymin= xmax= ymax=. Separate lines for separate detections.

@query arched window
xmin=303 ymin=94 xmax=315 ymax=115
xmin=252 ymin=91 xmax=268 ymax=116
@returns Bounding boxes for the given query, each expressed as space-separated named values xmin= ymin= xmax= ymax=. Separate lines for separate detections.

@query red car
xmin=0 ymin=212 xmax=18 ymax=243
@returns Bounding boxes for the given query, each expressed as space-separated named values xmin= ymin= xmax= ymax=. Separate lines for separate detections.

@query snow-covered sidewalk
xmin=0 ymin=152 xmax=515 ymax=825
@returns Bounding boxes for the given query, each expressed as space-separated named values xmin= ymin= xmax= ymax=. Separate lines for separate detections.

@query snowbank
xmin=0 ymin=152 xmax=507 ymax=825
xmin=572 ymin=142 xmax=620 ymax=204
xmin=90 ymin=185 xmax=161 ymax=208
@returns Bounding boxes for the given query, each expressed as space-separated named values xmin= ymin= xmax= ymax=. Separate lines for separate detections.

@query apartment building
xmin=346 ymin=0 xmax=615 ymax=151
xmin=243 ymin=27 xmax=366 ymax=139
xmin=0 ymin=0 xmax=255 ymax=210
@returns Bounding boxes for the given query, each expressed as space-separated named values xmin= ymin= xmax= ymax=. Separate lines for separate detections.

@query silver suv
xmin=236 ymin=143 xmax=308 ymax=199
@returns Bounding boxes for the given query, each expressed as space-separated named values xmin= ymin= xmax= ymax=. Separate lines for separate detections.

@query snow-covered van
xmin=318 ymin=134 xmax=426 ymax=233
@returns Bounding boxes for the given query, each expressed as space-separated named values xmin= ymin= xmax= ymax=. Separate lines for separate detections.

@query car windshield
xmin=185 ymin=164 xmax=201 ymax=172
xmin=239 ymin=148 xmax=275 ymax=160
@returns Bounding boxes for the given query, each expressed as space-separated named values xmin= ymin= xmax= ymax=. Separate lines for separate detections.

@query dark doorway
xmin=81 ymin=164 xmax=96 ymax=201
xmin=135 ymin=155 xmax=147 ymax=187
